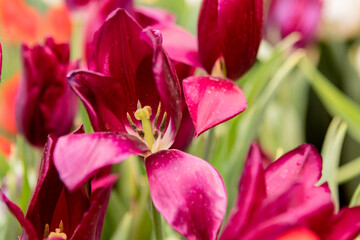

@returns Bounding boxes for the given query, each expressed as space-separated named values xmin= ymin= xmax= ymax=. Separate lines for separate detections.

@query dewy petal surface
xmin=145 ymin=149 xmax=227 ymax=240
xmin=264 ymin=144 xmax=322 ymax=198
xmin=218 ymin=0 xmax=263 ymax=80
xmin=220 ymin=143 xmax=266 ymax=240
xmin=183 ymin=76 xmax=247 ymax=137
xmin=198 ymin=0 xmax=222 ymax=73
xmin=54 ymin=132 xmax=149 ymax=191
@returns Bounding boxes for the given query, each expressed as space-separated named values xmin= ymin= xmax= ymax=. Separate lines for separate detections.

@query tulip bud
xmin=198 ymin=0 xmax=263 ymax=80
xmin=16 ymin=38 xmax=78 ymax=147
xmin=265 ymin=0 xmax=322 ymax=47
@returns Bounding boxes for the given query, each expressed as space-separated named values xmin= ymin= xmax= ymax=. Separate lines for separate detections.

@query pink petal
xmin=183 ymin=76 xmax=247 ymax=137
xmin=264 ymin=144 xmax=323 ymax=198
xmin=197 ymin=0 xmax=222 ymax=74
xmin=323 ymin=206 xmax=360 ymax=240
xmin=218 ymin=0 xmax=263 ymax=79
xmin=220 ymin=143 xmax=266 ymax=240
xmin=0 ymin=190 xmax=38 ymax=239
xmin=152 ymin=23 xmax=202 ymax=68
xmin=135 ymin=6 xmax=175 ymax=26
xmin=54 ymin=132 xmax=149 ymax=191
xmin=145 ymin=150 xmax=227 ymax=240
xmin=243 ymin=183 xmax=334 ymax=240
xmin=141 ymin=28 xmax=184 ymax=130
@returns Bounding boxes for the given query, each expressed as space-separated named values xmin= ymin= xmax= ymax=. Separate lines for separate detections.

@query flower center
xmin=44 ymin=221 xmax=67 ymax=239
xmin=127 ymin=101 xmax=168 ymax=152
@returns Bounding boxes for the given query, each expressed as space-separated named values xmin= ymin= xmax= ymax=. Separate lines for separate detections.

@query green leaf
xmin=337 ymin=156 xmax=360 ymax=185
xmin=223 ymin=49 xmax=305 ymax=213
xmin=300 ymin=58 xmax=360 ymax=143
xmin=350 ymin=183 xmax=360 ymax=207
xmin=318 ymin=117 xmax=347 ymax=211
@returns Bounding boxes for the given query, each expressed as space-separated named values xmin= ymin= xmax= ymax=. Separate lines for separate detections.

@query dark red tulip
xmin=16 ymin=38 xmax=78 ymax=147
xmin=198 ymin=0 xmax=263 ymax=80
xmin=0 ymin=127 xmax=115 ymax=240
xmin=266 ymin=0 xmax=322 ymax=47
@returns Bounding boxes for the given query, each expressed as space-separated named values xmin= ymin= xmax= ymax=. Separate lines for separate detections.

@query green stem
xmin=151 ymin=200 xmax=163 ymax=240
xmin=203 ymin=128 xmax=215 ymax=162
xmin=337 ymin=156 xmax=360 ymax=185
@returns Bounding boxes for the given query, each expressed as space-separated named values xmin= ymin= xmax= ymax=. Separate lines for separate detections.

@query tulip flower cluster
xmin=0 ymin=0 xmax=360 ymax=239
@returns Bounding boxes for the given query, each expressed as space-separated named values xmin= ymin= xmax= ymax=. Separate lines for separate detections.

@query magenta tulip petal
xmin=152 ymin=23 xmax=201 ymax=68
xmin=68 ymin=70 xmax=135 ymax=132
xmin=220 ymin=143 xmax=266 ymax=240
xmin=135 ymin=6 xmax=175 ymax=27
xmin=146 ymin=149 xmax=227 ymax=240
xmin=183 ymin=76 xmax=247 ymax=137
xmin=145 ymin=29 xmax=184 ymax=129
xmin=243 ymin=183 xmax=334 ymax=240
xmin=218 ymin=0 xmax=263 ymax=79
xmin=54 ymin=132 xmax=149 ymax=191
xmin=0 ymin=190 xmax=38 ymax=239
xmin=71 ymin=183 xmax=113 ymax=240
xmin=88 ymin=9 xmax=152 ymax=80
xmin=323 ymin=207 xmax=360 ymax=240
xmin=198 ymin=0 xmax=222 ymax=73
xmin=264 ymin=144 xmax=322 ymax=198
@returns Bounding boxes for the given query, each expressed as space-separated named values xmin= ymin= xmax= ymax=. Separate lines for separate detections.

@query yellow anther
xmin=127 ymin=112 xmax=137 ymax=131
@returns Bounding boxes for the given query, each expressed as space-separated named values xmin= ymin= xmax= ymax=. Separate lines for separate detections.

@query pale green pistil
xmin=134 ymin=105 xmax=154 ymax=150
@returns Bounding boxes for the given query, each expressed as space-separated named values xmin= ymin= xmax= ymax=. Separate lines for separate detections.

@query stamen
xmin=137 ymin=100 xmax=142 ymax=109
xmin=153 ymin=129 xmax=159 ymax=140
xmin=159 ymin=112 xmax=168 ymax=138
xmin=154 ymin=102 xmax=161 ymax=128
xmin=137 ymin=130 xmax=145 ymax=139
xmin=44 ymin=224 xmax=50 ymax=238
xmin=48 ymin=221 xmax=67 ymax=239
xmin=127 ymin=112 xmax=138 ymax=131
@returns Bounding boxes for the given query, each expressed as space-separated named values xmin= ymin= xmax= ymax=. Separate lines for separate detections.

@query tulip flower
xmin=0 ymin=127 xmax=115 ymax=240
xmin=218 ymin=143 xmax=360 ymax=240
xmin=266 ymin=0 xmax=322 ymax=47
xmin=16 ymin=38 xmax=78 ymax=147
xmin=54 ymin=9 xmax=229 ymax=239
xmin=197 ymin=0 xmax=263 ymax=80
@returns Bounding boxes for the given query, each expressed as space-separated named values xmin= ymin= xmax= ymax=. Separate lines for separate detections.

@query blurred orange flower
xmin=0 ymin=0 xmax=72 ymax=44
xmin=0 ymin=72 xmax=19 ymax=135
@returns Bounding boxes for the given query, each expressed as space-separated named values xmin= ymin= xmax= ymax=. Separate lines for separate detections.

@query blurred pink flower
xmin=266 ymin=0 xmax=322 ymax=47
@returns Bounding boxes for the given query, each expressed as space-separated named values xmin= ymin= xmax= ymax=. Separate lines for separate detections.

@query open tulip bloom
xmin=51 ymin=8 xmax=242 ymax=239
